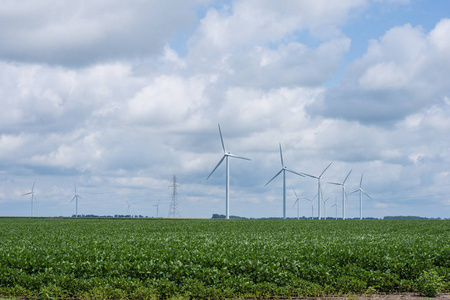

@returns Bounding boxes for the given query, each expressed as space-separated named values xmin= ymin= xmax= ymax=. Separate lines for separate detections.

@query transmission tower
xmin=168 ymin=175 xmax=181 ymax=218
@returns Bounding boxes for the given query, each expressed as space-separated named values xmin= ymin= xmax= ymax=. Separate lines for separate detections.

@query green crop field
xmin=0 ymin=218 xmax=449 ymax=299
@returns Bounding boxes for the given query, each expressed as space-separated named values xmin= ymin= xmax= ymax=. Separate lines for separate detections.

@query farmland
xmin=0 ymin=218 xmax=449 ymax=299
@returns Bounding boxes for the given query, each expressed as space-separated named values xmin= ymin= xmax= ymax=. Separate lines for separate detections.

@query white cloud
xmin=310 ymin=19 xmax=450 ymax=124
xmin=0 ymin=0 xmax=206 ymax=66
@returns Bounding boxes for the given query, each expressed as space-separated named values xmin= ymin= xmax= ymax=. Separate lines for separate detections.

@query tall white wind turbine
xmin=328 ymin=170 xmax=352 ymax=220
xmin=70 ymin=185 xmax=83 ymax=218
xmin=351 ymin=173 xmax=372 ymax=220
xmin=207 ymin=124 xmax=251 ymax=220
xmin=265 ymin=144 xmax=304 ymax=219
xmin=301 ymin=162 xmax=333 ymax=220
xmin=23 ymin=180 xmax=37 ymax=217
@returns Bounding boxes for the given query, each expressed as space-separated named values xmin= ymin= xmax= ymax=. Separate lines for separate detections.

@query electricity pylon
xmin=168 ymin=175 xmax=180 ymax=218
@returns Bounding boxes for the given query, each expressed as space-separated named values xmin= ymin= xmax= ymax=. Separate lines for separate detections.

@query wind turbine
xmin=301 ymin=162 xmax=333 ymax=220
xmin=23 ymin=180 xmax=37 ymax=217
xmin=154 ymin=199 xmax=161 ymax=218
xmin=292 ymin=189 xmax=301 ymax=220
xmin=304 ymin=195 xmax=317 ymax=220
xmin=328 ymin=169 xmax=352 ymax=220
xmin=330 ymin=196 xmax=339 ymax=220
xmin=207 ymin=124 xmax=251 ymax=220
xmin=70 ymin=185 xmax=83 ymax=217
xmin=125 ymin=200 xmax=136 ymax=217
xmin=323 ymin=196 xmax=330 ymax=220
xmin=265 ymin=143 xmax=304 ymax=219
xmin=351 ymin=173 xmax=372 ymax=220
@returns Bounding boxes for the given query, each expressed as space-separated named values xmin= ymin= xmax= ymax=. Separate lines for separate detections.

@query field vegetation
xmin=0 ymin=218 xmax=448 ymax=299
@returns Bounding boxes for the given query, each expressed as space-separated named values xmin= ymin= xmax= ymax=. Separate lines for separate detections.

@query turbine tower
xmin=207 ymin=124 xmax=251 ymax=220
xmin=265 ymin=144 xmax=304 ymax=219
xmin=328 ymin=169 xmax=352 ymax=220
xmin=23 ymin=180 xmax=36 ymax=217
xmin=301 ymin=162 xmax=333 ymax=220
xmin=351 ymin=173 xmax=372 ymax=220
xmin=70 ymin=185 xmax=83 ymax=218
xmin=168 ymin=175 xmax=181 ymax=218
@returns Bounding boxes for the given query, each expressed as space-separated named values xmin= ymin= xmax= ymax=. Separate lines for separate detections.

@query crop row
xmin=0 ymin=218 xmax=449 ymax=299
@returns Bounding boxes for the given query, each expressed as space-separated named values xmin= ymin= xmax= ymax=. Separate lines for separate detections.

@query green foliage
xmin=417 ymin=269 xmax=443 ymax=297
xmin=0 ymin=218 xmax=449 ymax=299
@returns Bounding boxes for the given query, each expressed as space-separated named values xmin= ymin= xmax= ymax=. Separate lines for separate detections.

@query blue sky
xmin=0 ymin=0 xmax=450 ymax=219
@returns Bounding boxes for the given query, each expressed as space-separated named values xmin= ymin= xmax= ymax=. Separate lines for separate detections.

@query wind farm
xmin=2 ymin=124 xmax=445 ymax=221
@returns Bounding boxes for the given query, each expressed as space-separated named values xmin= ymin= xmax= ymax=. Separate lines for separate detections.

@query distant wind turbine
xmin=70 ymin=185 xmax=83 ymax=218
xmin=292 ymin=189 xmax=301 ymax=220
xmin=351 ymin=173 xmax=372 ymax=220
xmin=323 ymin=196 xmax=330 ymax=220
xmin=328 ymin=169 xmax=352 ymax=220
xmin=207 ymin=124 xmax=251 ymax=220
xmin=154 ymin=199 xmax=161 ymax=218
xmin=304 ymin=195 xmax=317 ymax=220
xmin=125 ymin=200 xmax=136 ymax=217
xmin=301 ymin=162 xmax=333 ymax=220
xmin=265 ymin=143 xmax=304 ymax=219
xmin=23 ymin=180 xmax=37 ymax=217
xmin=330 ymin=196 xmax=339 ymax=220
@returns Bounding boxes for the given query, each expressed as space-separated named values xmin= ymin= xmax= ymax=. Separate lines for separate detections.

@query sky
xmin=1 ymin=0 xmax=450 ymax=219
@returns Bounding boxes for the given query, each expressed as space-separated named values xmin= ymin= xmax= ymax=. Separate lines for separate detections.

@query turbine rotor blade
xmin=228 ymin=154 xmax=251 ymax=161
xmin=319 ymin=161 xmax=333 ymax=178
xmin=23 ymin=192 xmax=32 ymax=196
xmin=207 ymin=155 xmax=225 ymax=180
xmin=293 ymin=189 xmax=298 ymax=198
xmin=71 ymin=196 xmax=76 ymax=203
xmin=218 ymin=124 xmax=226 ymax=153
xmin=32 ymin=180 xmax=36 ymax=191
xmin=360 ymin=173 xmax=364 ymax=188
xmin=362 ymin=190 xmax=372 ymax=199
xmin=343 ymin=169 xmax=352 ymax=184
xmin=328 ymin=182 xmax=342 ymax=186
xmin=300 ymin=172 xmax=318 ymax=179
xmin=265 ymin=169 xmax=283 ymax=186
xmin=279 ymin=143 xmax=284 ymax=167
xmin=285 ymin=169 xmax=305 ymax=177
